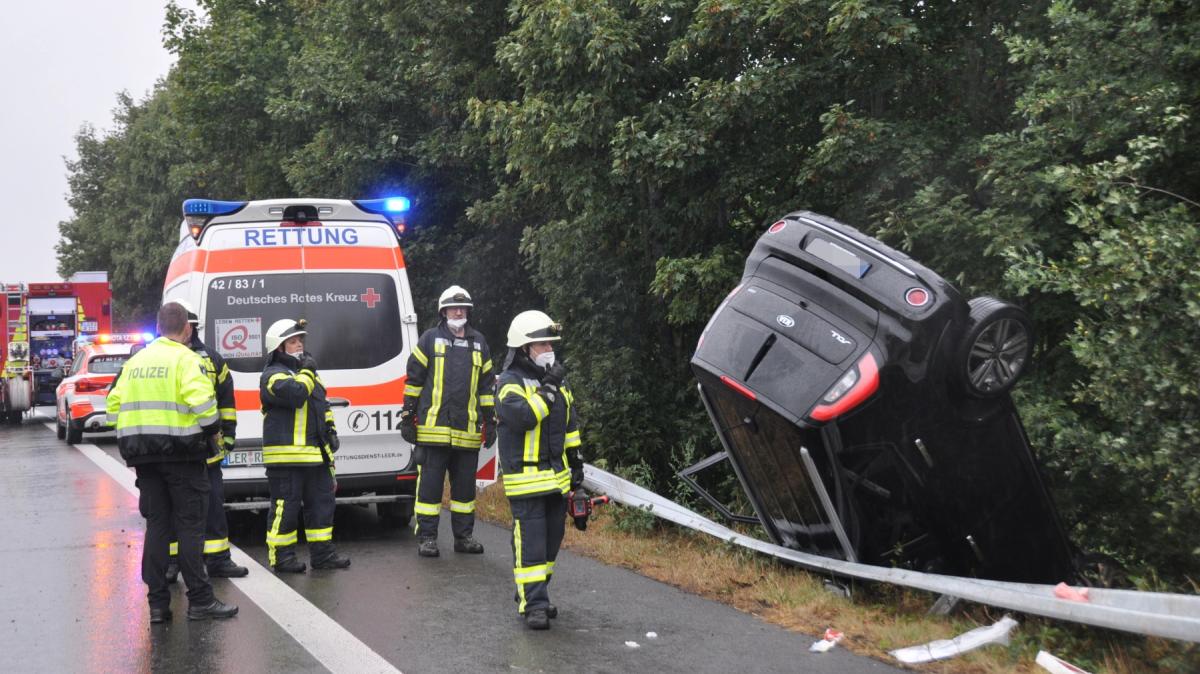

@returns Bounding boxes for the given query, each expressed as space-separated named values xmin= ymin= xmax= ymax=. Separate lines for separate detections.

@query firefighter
xmin=496 ymin=310 xmax=583 ymax=630
xmin=260 ymin=318 xmax=350 ymax=573
xmin=161 ymin=300 xmax=248 ymax=581
xmin=105 ymin=302 xmax=238 ymax=623
xmin=401 ymin=285 xmax=496 ymax=557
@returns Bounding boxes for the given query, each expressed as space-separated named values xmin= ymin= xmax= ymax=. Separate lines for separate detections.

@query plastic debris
xmin=809 ymin=628 xmax=845 ymax=653
xmin=890 ymin=615 xmax=1019 ymax=664
xmin=1053 ymin=582 xmax=1091 ymax=603
xmin=645 ymin=632 xmax=658 ymax=639
xmin=1036 ymin=650 xmax=1094 ymax=674
xmin=624 ymin=641 xmax=640 ymax=649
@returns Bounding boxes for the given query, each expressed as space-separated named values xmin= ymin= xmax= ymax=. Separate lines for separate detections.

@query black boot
xmin=149 ymin=607 xmax=172 ymax=624
xmin=187 ymin=598 xmax=239 ymax=620
xmin=546 ymin=604 xmax=558 ymax=619
xmin=417 ymin=538 xmax=440 ymax=557
xmin=453 ymin=536 xmax=484 ymax=554
xmin=273 ymin=557 xmax=307 ymax=574
xmin=165 ymin=562 xmax=179 ymax=584
xmin=312 ymin=552 xmax=351 ymax=570
xmin=525 ymin=608 xmax=550 ymax=630
xmin=207 ymin=558 xmax=249 ymax=578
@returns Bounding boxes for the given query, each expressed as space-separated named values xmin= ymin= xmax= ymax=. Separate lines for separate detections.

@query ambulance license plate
xmin=224 ymin=450 xmax=263 ymax=467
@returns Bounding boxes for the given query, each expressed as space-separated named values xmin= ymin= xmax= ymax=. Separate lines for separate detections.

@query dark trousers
xmin=265 ymin=466 xmax=337 ymax=567
xmin=135 ymin=461 xmax=214 ymax=609
xmin=168 ymin=463 xmax=232 ymax=565
xmin=414 ymin=446 xmax=478 ymax=540
xmin=509 ymin=492 xmax=565 ymax=614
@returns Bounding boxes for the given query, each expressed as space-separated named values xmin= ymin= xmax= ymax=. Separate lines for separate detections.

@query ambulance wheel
xmin=56 ymin=418 xmax=66 ymax=440
xmin=377 ymin=501 xmax=412 ymax=529
xmin=9 ymin=411 xmax=22 ymax=424
xmin=66 ymin=421 xmax=83 ymax=444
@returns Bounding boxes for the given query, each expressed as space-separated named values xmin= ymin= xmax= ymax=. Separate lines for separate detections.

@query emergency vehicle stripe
xmin=234 ymin=375 xmax=410 ymax=410
xmin=411 ymin=345 xmax=428 ymax=367
xmin=164 ymin=245 xmax=406 ymax=287
xmin=305 ymin=527 xmax=333 ymax=543
xmin=205 ymin=538 xmax=231 ymax=554
xmin=450 ymin=499 xmax=475 ymax=514
xmin=466 ymin=350 xmax=481 ymax=434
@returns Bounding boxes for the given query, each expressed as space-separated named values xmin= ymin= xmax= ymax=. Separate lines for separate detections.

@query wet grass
xmin=473 ymin=483 xmax=1197 ymax=673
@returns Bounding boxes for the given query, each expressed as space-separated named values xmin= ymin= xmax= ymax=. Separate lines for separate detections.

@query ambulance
xmin=162 ymin=197 xmax=498 ymax=527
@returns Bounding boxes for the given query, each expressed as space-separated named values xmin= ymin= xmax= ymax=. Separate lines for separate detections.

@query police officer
xmin=260 ymin=318 xmax=350 ymax=573
xmin=105 ymin=302 xmax=238 ymax=623
xmin=161 ymin=300 xmax=248 ymax=581
xmin=496 ymin=310 xmax=583 ymax=630
xmin=401 ymin=286 xmax=496 ymax=557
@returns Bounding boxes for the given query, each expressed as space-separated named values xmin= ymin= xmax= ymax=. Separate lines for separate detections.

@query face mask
xmin=533 ymin=351 xmax=555 ymax=369
xmin=446 ymin=317 xmax=467 ymax=330
xmin=287 ymin=345 xmax=305 ymax=357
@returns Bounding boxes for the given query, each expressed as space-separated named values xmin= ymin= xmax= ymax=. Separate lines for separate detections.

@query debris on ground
xmin=809 ymin=628 xmax=845 ymax=653
xmin=1035 ymin=650 xmax=1094 ymax=674
xmin=1053 ymin=582 xmax=1091 ymax=603
xmin=889 ymin=615 xmax=1019 ymax=664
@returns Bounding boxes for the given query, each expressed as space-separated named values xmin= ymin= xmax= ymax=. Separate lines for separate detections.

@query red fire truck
xmin=1 ymin=272 xmax=113 ymax=422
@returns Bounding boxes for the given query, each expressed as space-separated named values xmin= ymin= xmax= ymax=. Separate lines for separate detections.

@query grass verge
xmin=473 ymin=483 xmax=1197 ymax=673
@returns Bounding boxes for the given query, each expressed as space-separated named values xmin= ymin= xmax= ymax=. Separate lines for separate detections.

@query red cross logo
xmin=361 ymin=288 xmax=381 ymax=308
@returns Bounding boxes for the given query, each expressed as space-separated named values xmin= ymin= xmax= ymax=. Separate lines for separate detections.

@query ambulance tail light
xmin=183 ymin=199 xmax=247 ymax=241
xmin=353 ymin=196 xmax=411 ymax=236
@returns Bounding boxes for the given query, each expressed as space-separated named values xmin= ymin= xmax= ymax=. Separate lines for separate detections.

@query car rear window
xmin=88 ymin=355 xmax=129 ymax=374
xmin=204 ymin=272 xmax=403 ymax=373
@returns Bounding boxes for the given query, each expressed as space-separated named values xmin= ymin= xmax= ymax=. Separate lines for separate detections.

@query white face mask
xmin=446 ymin=317 xmax=467 ymax=330
xmin=287 ymin=345 xmax=305 ymax=357
xmin=533 ymin=351 xmax=555 ymax=369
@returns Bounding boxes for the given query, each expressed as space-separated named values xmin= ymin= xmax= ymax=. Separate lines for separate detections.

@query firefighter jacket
xmin=259 ymin=351 xmax=336 ymax=467
xmin=404 ymin=322 xmax=495 ymax=450
xmin=191 ymin=335 xmax=236 ymax=465
xmin=496 ymin=356 xmax=582 ymax=499
xmin=105 ymin=337 xmax=219 ymax=467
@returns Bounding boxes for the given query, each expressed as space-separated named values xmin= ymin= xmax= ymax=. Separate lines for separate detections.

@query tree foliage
xmin=58 ymin=0 xmax=1200 ymax=584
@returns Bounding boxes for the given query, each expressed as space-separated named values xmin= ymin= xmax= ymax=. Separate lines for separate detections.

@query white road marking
xmin=47 ymin=422 xmax=400 ymax=674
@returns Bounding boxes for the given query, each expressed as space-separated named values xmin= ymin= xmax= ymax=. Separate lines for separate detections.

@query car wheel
xmin=66 ymin=421 xmax=83 ymax=444
xmin=377 ymin=500 xmax=413 ymax=529
xmin=957 ymin=297 xmax=1034 ymax=398
xmin=9 ymin=411 xmax=22 ymax=424
xmin=56 ymin=416 xmax=66 ymax=439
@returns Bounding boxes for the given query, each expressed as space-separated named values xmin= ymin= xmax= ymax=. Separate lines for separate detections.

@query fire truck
xmin=1 ymin=272 xmax=114 ymax=422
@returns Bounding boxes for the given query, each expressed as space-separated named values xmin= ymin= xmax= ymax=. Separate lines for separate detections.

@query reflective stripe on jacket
xmin=405 ymin=323 xmax=495 ymax=450
xmin=495 ymin=359 xmax=582 ymax=499
xmin=105 ymin=337 xmax=218 ymax=466
xmin=259 ymin=353 xmax=336 ymax=466
xmin=192 ymin=336 xmax=236 ymax=465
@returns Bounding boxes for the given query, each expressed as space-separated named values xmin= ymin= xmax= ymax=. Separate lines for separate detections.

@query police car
xmin=55 ymin=333 xmax=151 ymax=444
xmin=161 ymin=198 xmax=498 ymax=525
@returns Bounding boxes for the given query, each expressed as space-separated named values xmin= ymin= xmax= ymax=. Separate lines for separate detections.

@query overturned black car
xmin=689 ymin=211 xmax=1076 ymax=583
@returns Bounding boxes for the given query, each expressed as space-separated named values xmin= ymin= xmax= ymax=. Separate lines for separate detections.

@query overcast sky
xmin=0 ymin=2 xmax=200 ymax=285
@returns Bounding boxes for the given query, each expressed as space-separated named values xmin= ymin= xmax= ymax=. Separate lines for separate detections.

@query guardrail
xmin=582 ymin=465 xmax=1200 ymax=644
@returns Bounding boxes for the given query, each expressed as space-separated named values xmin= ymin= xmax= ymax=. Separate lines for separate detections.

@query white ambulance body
xmin=162 ymin=198 xmax=498 ymax=523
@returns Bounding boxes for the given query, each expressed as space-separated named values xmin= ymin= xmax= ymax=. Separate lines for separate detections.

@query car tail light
xmin=74 ymin=379 xmax=108 ymax=393
xmin=719 ymin=375 xmax=757 ymax=401
xmin=768 ymin=220 xmax=787 ymax=234
xmin=809 ymin=352 xmax=879 ymax=422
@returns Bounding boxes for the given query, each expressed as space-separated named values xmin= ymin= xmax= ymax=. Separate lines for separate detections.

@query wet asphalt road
xmin=2 ymin=411 xmax=903 ymax=673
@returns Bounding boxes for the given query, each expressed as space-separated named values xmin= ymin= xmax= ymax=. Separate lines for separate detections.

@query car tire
xmin=9 ymin=411 xmax=21 ymax=424
xmin=66 ymin=421 xmax=83 ymax=445
xmin=377 ymin=500 xmax=413 ymax=529
xmin=956 ymin=297 xmax=1034 ymax=398
xmin=56 ymin=416 xmax=66 ymax=440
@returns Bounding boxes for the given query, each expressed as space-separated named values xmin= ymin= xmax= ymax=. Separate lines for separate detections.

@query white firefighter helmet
xmin=506 ymin=310 xmax=562 ymax=348
xmin=438 ymin=285 xmax=474 ymax=313
xmin=265 ymin=318 xmax=307 ymax=352
xmin=166 ymin=298 xmax=200 ymax=324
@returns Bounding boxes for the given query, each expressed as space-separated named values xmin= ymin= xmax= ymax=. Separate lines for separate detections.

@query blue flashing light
xmin=142 ymin=332 xmax=155 ymax=342
xmin=384 ymin=197 xmax=411 ymax=213
xmin=182 ymin=199 xmax=247 ymax=217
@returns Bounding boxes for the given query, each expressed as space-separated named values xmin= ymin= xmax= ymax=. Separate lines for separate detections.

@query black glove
xmin=542 ymin=361 xmax=566 ymax=387
xmin=297 ymin=352 xmax=318 ymax=372
xmin=481 ymin=419 xmax=496 ymax=447
xmin=571 ymin=466 xmax=584 ymax=490
xmin=537 ymin=383 xmax=558 ymax=404
xmin=327 ymin=426 xmax=340 ymax=452
xmin=399 ymin=400 xmax=418 ymax=444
